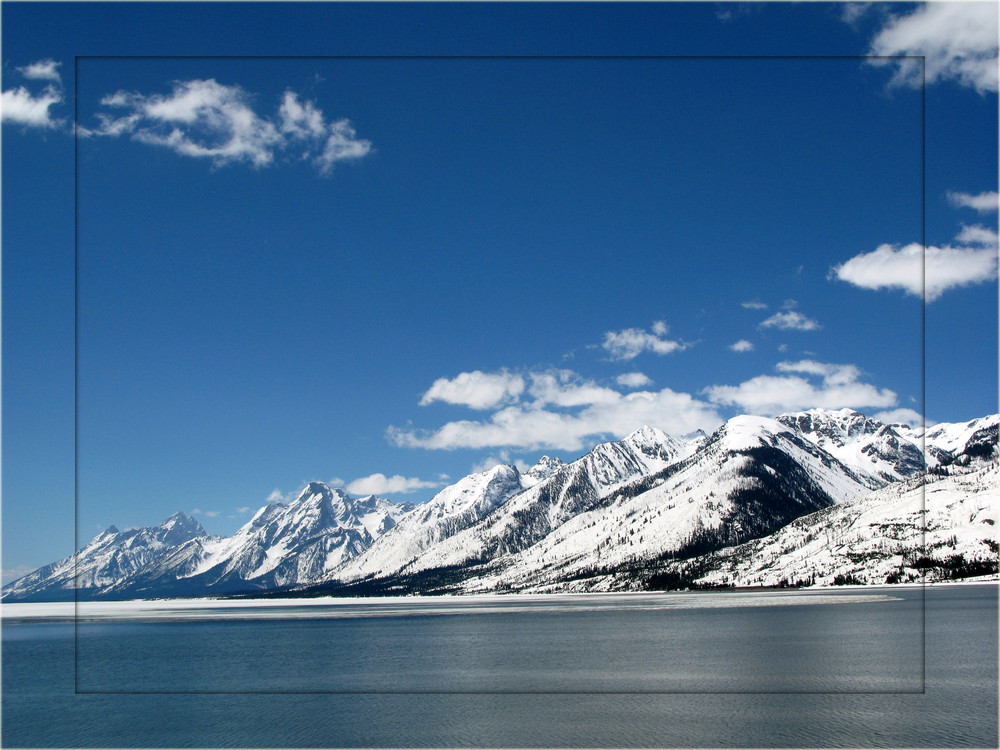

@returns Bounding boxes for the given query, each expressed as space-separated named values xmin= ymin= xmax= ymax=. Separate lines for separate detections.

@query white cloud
xmin=470 ymin=455 xmax=505 ymax=473
xmin=266 ymin=489 xmax=288 ymax=504
xmin=87 ymin=79 xmax=371 ymax=173
xmin=741 ymin=301 xmax=768 ymax=310
xmin=390 ymin=382 xmax=722 ymax=453
xmin=867 ymin=2 xmax=999 ymax=93
xmin=420 ymin=369 xmax=525 ymax=410
xmin=704 ymin=359 xmax=898 ymax=416
xmin=955 ymin=224 xmax=999 ymax=247
xmin=345 ymin=473 xmax=444 ymax=495
xmin=616 ymin=372 xmax=653 ymax=388
xmin=527 ymin=370 xmax=620 ymax=407
xmin=278 ymin=90 xmax=327 ymax=140
xmin=841 ymin=3 xmax=874 ymax=25
xmin=470 ymin=451 xmax=533 ymax=475
xmin=948 ymin=191 xmax=999 ymax=213
xmin=775 ymin=360 xmax=860 ymax=386
xmin=759 ymin=310 xmax=821 ymax=331
xmin=831 ymin=228 xmax=999 ymax=302
xmin=191 ymin=508 xmax=220 ymax=517
xmin=17 ymin=59 xmax=62 ymax=84
xmin=872 ymin=408 xmax=928 ymax=428
xmin=235 ymin=506 xmax=251 ymax=514
xmin=1 ymin=85 xmax=63 ymax=128
xmin=602 ymin=321 xmax=687 ymax=360
xmin=317 ymin=119 xmax=373 ymax=174
xmin=729 ymin=339 xmax=754 ymax=353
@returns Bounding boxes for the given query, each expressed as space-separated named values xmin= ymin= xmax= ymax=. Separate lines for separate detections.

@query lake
xmin=2 ymin=583 xmax=996 ymax=747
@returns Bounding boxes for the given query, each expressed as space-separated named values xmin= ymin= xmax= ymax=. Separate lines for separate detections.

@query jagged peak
xmin=527 ymin=455 xmax=563 ymax=472
xmin=520 ymin=455 xmax=564 ymax=486
xmin=291 ymin=482 xmax=353 ymax=510
xmin=298 ymin=480 xmax=335 ymax=498
xmin=624 ymin=424 xmax=670 ymax=445
xmin=160 ymin=510 xmax=200 ymax=528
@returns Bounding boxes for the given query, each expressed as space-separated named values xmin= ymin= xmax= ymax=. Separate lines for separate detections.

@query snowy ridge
xmin=3 ymin=408 xmax=997 ymax=601
xmin=374 ymin=426 xmax=695 ymax=579
xmin=776 ymin=408 xmax=925 ymax=482
xmin=2 ymin=512 xmax=211 ymax=601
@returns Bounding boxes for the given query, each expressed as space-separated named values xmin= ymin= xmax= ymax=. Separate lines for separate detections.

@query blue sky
xmin=2 ymin=2 xmax=997 ymax=582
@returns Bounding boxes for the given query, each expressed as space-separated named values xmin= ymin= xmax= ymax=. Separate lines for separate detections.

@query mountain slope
xmin=333 ymin=464 xmax=526 ymax=582
xmin=678 ymin=459 xmax=999 ymax=588
xmin=449 ymin=414 xmax=883 ymax=593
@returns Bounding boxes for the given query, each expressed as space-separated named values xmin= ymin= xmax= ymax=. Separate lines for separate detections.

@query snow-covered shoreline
xmin=3 ymin=578 xmax=994 ymax=623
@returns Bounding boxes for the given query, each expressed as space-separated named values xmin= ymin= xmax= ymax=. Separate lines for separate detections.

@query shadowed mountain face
xmin=4 ymin=410 xmax=997 ymax=601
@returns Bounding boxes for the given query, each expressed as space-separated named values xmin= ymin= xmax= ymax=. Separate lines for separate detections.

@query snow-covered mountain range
xmin=4 ymin=408 xmax=996 ymax=602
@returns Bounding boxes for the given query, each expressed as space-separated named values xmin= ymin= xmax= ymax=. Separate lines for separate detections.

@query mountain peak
xmin=161 ymin=510 xmax=197 ymax=526
xmin=625 ymin=424 xmax=668 ymax=445
xmin=300 ymin=481 xmax=334 ymax=497
xmin=158 ymin=512 xmax=208 ymax=545
xmin=528 ymin=455 xmax=563 ymax=473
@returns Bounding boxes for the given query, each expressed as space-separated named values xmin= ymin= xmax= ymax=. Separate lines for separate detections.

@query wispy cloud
xmin=84 ymin=79 xmax=372 ymax=173
xmin=602 ymin=321 xmax=687 ymax=360
xmin=948 ymin=190 xmax=999 ymax=213
xmin=841 ymin=2 xmax=875 ymax=26
xmin=866 ymin=2 xmax=999 ymax=93
xmin=191 ymin=508 xmax=221 ymax=518
xmin=704 ymin=360 xmax=898 ymax=416
xmin=345 ymin=473 xmax=444 ymax=495
xmin=759 ymin=310 xmax=821 ymax=331
xmin=831 ymin=225 xmax=999 ymax=302
xmin=741 ymin=301 xmax=768 ymax=310
xmin=729 ymin=339 xmax=754 ymax=353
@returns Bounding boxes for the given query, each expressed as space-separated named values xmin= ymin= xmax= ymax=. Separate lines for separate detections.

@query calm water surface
xmin=2 ymin=584 xmax=996 ymax=747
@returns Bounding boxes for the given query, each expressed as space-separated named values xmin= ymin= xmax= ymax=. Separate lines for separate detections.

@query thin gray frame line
xmin=72 ymin=53 xmax=930 ymax=698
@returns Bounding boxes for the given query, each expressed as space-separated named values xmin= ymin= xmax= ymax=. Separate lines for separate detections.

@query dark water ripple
xmin=2 ymin=584 xmax=996 ymax=747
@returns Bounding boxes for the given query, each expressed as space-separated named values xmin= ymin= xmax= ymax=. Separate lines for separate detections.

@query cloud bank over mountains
xmin=390 ymin=351 xmax=913 ymax=454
